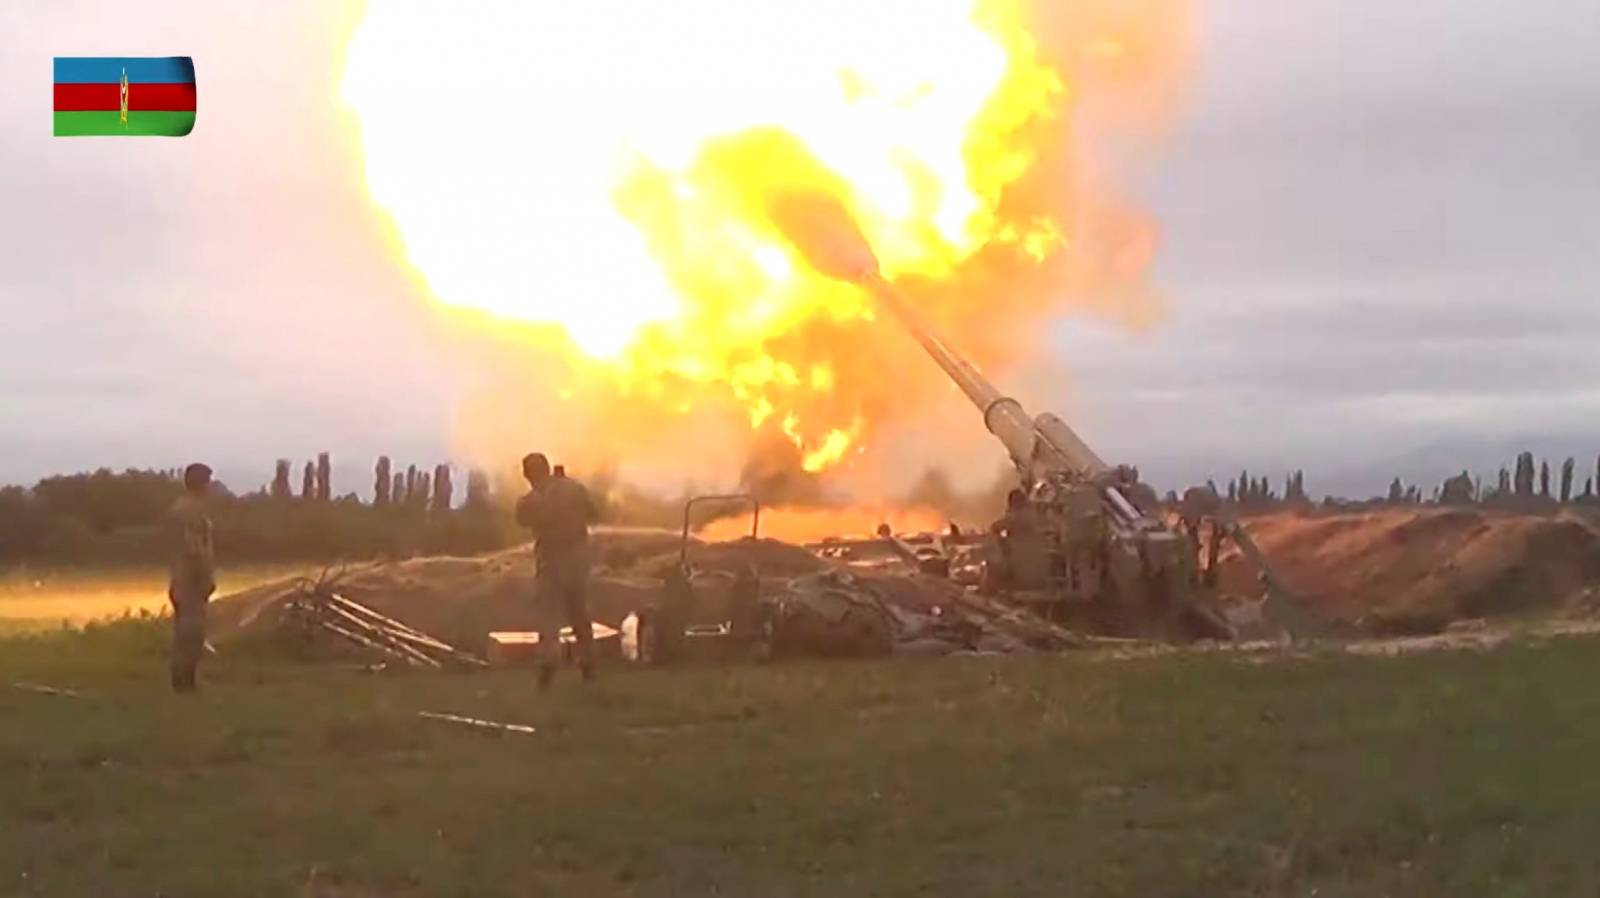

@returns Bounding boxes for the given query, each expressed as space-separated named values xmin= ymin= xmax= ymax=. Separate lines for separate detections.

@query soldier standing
xmin=994 ymin=487 xmax=1036 ymax=551
xmin=985 ymin=488 xmax=1040 ymax=593
xmin=515 ymin=452 xmax=598 ymax=687
xmin=166 ymin=463 xmax=216 ymax=693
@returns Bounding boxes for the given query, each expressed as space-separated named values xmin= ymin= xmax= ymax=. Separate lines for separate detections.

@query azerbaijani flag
xmin=53 ymin=57 xmax=195 ymax=137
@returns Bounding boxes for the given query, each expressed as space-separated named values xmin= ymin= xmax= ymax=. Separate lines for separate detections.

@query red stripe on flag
xmin=53 ymin=82 xmax=196 ymax=112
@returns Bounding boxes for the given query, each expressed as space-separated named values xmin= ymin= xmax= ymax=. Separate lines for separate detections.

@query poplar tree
xmin=432 ymin=464 xmax=453 ymax=512
xmin=271 ymin=460 xmax=291 ymax=499
xmin=375 ymin=456 xmax=392 ymax=506
xmin=315 ymin=452 xmax=331 ymax=503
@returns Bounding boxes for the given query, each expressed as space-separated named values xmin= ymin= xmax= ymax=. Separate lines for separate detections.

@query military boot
xmin=170 ymin=665 xmax=197 ymax=693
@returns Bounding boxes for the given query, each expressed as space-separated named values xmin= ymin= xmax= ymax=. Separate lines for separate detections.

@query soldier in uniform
xmin=514 ymin=452 xmax=598 ymax=687
xmin=986 ymin=488 xmax=1045 ymax=593
xmin=167 ymin=463 xmax=215 ymax=693
xmin=993 ymin=487 xmax=1037 ymax=551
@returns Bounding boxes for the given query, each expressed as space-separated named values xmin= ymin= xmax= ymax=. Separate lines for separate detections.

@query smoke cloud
xmin=431 ymin=0 xmax=1194 ymax=500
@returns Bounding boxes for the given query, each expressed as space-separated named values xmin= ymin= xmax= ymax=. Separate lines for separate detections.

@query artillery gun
xmin=866 ymin=274 xmax=1236 ymax=639
xmin=770 ymin=192 xmax=1318 ymax=642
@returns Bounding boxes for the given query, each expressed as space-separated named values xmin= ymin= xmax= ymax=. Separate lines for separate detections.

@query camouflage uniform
xmin=515 ymin=477 xmax=597 ymax=669
xmin=166 ymin=493 xmax=215 ymax=690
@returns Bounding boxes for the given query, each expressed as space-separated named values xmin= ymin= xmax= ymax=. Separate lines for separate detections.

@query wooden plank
xmin=10 ymin=682 xmax=88 ymax=699
xmin=328 ymin=594 xmax=456 ymax=651
xmin=418 ymin=711 xmax=536 ymax=735
xmin=320 ymin=620 xmax=442 ymax=669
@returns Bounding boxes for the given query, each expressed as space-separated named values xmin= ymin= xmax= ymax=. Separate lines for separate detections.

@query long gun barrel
xmin=767 ymin=191 xmax=1141 ymax=521
xmin=860 ymin=273 xmax=1167 ymax=533
xmin=765 ymin=195 xmax=1314 ymax=640
xmin=767 ymin=193 xmax=1321 ymax=641
xmin=862 ymin=273 xmax=1108 ymax=485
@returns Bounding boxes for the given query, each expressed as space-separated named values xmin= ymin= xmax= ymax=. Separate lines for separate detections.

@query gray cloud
xmin=1034 ymin=0 xmax=1600 ymax=494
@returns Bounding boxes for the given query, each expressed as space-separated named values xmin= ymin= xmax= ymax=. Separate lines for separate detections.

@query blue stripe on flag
xmin=53 ymin=57 xmax=195 ymax=84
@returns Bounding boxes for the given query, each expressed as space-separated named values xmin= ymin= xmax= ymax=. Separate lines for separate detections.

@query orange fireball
xmin=343 ymin=0 xmax=1188 ymax=478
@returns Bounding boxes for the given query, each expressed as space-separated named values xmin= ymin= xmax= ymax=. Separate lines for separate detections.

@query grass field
xmin=4 ymin=619 xmax=1599 ymax=897
xmin=0 ymin=565 xmax=311 ymax=635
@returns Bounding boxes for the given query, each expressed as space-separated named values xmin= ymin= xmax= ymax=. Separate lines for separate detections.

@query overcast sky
xmin=1069 ymin=0 xmax=1600 ymax=494
xmin=2 ymin=1 xmax=1597 ymax=498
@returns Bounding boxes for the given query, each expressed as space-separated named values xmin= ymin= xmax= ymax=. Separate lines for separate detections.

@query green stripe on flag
xmin=53 ymin=110 xmax=195 ymax=137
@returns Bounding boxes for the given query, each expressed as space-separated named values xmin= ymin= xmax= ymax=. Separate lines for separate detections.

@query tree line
xmin=7 ymin=448 xmax=1599 ymax=567
xmin=1191 ymin=452 xmax=1600 ymax=512
xmin=0 ymin=454 xmax=515 ymax=566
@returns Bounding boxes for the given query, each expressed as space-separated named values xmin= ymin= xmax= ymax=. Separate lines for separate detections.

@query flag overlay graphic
xmin=53 ymin=57 xmax=195 ymax=136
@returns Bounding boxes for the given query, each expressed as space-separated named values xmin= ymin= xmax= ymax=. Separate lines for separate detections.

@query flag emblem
xmin=53 ymin=57 xmax=195 ymax=137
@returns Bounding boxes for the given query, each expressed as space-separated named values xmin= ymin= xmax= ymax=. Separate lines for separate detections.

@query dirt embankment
xmin=211 ymin=509 xmax=1600 ymax=650
xmin=212 ymin=527 xmax=825 ymax=652
xmin=1220 ymin=507 xmax=1600 ymax=633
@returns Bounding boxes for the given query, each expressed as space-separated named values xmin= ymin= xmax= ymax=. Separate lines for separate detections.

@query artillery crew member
xmin=993 ymin=488 xmax=1039 ymax=551
xmin=166 ymin=463 xmax=216 ymax=693
xmin=987 ymin=488 xmax=1048 ymax=592
xmin=515 ymin=452 xmax=598 ymax=686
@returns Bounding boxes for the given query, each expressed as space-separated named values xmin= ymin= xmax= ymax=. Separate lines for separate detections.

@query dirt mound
xmin=1219 ymin=508 xmax=1600 ymax=633
xmin=213 ymin=508 xmax=1600 ymax=652
xmin=212 ymin=525 xmax=1084 ymax=659
xmin=213 ymin=529 xmax=832 ymax=653
xmin=589 ymin=527 xmax=700 ymax=572
xmin=634 ymin=537 xmax=828 ymax=579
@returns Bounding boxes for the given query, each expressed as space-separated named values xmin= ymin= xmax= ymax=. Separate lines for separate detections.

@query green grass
xmin=0 ymin=564 xmax=310 ymax=633
xmin=3 ymin=620 xmax=1599 ymax=897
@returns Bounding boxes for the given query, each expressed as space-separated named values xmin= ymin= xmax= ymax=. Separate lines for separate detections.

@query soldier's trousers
xmin=534 ymin=558 xmax=593 ymax=668
xmin=169 ymin=575 xmax=213 ymax=686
